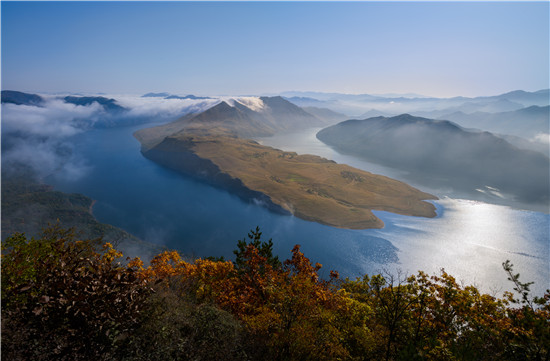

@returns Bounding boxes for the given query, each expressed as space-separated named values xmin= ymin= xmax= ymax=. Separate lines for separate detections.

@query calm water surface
xmin=47 ymin=124 xmax=549 ymax=296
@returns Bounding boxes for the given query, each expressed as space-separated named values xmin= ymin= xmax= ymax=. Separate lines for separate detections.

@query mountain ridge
xmin=63 ymin=96 xmax=127 ymax=113
xmin=134 ymin=96 xmax=325 ymax=148
xmin=1 ymin=90 xmax=44 ymax=106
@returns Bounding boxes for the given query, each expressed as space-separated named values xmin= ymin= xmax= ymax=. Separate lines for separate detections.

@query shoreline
xmin=88 ymin=199 xmax=97 ymax=217
xmin=138 ymin=133 xmax=437 ymax=230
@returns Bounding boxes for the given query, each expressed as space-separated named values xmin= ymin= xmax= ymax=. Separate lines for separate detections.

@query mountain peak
xmin=228 ymin=97 xmax=266 ymax=112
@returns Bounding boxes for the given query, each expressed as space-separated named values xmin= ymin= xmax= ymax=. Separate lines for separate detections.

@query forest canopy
xmin=2 ymin=226 xmax=549 ymax=361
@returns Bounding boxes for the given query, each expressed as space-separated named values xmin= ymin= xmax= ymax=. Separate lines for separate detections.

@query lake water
xmin=46 ymin=124 xmax=549 ymax=297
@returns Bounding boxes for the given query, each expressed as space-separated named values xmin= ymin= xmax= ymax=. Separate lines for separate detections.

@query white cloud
xmin=1 ymin=94 xmax=220 ymax=180
xmin=113 ymin=95 xmax=219 ymax=119
xmin=235 ymin=97 xmax=265 ymax=112
xmin=2 ymin=137 xmax=90 ymax=180
xmin=2 ymin=98 xmax=104 ymax=179
xmin=531 ymin=132 xmax=550 ymax=145
xmin=218 ymin=96 xmax=266 ymax=112
xmin=1 ymin=99 xmax=102 ymax=138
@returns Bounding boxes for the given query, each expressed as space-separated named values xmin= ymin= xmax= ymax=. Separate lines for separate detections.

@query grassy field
xmin=153 ymin=133 xmax=437 ymax=229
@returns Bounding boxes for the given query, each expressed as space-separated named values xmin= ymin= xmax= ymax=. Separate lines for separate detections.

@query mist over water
xmin=45 ymin=124 xmax=549 ymax=296
xmin=258 ymin=128 xmax=550 ymax=212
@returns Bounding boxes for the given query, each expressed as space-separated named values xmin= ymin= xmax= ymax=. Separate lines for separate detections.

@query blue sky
xmin=2 ymin=1 xmax=548 ymax=97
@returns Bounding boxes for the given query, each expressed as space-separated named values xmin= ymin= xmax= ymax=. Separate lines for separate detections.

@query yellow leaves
xmin=141 ymin=250 xmax=187 ymax=279
xmin=101 ymin=243 xmax=123 ymax=263
xmin=242 ymin=306 xmax=281 ymax=334
xmin=184 ymin=259 xmax=235 ymax=302
xmin=135 ymin=250 xmax=236 ymax=303
xmin=127 ymin=257 xmax=144 ymax=270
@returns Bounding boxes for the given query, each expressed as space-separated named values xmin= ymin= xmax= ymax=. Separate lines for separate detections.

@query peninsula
xmin=134 ymin=97 xmax=437 ymax=229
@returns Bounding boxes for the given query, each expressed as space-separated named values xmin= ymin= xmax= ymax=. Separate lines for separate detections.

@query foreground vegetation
xmin=2 ymin=226 xmax=549 ymax=360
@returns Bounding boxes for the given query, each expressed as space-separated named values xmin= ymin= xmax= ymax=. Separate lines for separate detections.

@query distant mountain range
xmin=5 ymin=88 xmax=548 ymax=156
xmin=142 ymin=92 xmax=212 ymax=100
xmin=5 ymin=89 xmax=547 ymax=138
xmin=1 ymin=90 xmax=128 ymax=114
xmin=165 ymin=94 xmax=212 ymax=100
xmin=283 ymin=89 xmax=550 ymax=119
xmin=283 ymin=96 xmax=327 ymax=107
xmin=142 ymin=92 xmax=171 ymax=98
xmin=490 ymin=89 xmax=550 ymax=105
xmin=317 ymin=114 xmax=549 ymax=209
xmin=435 ymin=105 xmax=550 ymax=139
xmin=282 ymin=89 xmax=550 ymax=106
xmin=301 ymin=107 xmax=349 ymax=124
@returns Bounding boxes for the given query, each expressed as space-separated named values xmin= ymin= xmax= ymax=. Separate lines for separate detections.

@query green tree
xmin=233 ymin=226 xmax=281 ymax=272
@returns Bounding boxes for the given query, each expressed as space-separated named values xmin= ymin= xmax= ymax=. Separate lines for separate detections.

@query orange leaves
xmin=140 ymin=250 xmax=186 ymax=280
xmin=218 ymin=243 xmax=352 ymax=360
xmin=284 ymin=245 xmax=321 ymax=283
xmin=3 ymin=226 xmax=548 ymax=360
xmin=139 ymin=249 xmax=234 ymax=282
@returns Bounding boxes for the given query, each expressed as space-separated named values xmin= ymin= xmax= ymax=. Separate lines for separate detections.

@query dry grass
xmin=169 ymin=133 xmax=437 ymax=229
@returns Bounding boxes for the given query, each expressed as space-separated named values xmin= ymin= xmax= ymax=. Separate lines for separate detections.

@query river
xmin=45 ymin=124 xmax=549 ymax=296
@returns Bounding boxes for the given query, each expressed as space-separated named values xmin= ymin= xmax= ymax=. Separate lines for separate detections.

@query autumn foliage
xmin=2 ymin=226 xmax=549 ymax=360
xmin=1 ymin=226 xmax=151 ymax=360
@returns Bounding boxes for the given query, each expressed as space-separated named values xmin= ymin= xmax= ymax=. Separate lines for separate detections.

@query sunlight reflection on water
xmin=372 ymin=198 xmax=549 ymax=296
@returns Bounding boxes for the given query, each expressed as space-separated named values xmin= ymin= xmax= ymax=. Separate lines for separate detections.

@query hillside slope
xmin=1 ymin=172 xmax=163 ymax=259
xmin=317 ymin=114 xmax=550 ymax=207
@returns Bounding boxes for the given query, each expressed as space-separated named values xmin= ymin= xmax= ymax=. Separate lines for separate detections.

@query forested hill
xmin=1 ymin=171 xmax=163 ymax=259
xmin=317 ymin=114 xmax=550 ymax=208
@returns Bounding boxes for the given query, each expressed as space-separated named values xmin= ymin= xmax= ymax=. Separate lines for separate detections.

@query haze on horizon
xmin=1 ymin=1 xmax=548 ymax=98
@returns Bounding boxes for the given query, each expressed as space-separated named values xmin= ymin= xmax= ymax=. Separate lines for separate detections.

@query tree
xmin=1 ymin=225 xmax=151 ymax=360
xmin=233 ymin=226 xmax=281 ymax=272
xmin=502 ymin=260 xmax=550 ymax=360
